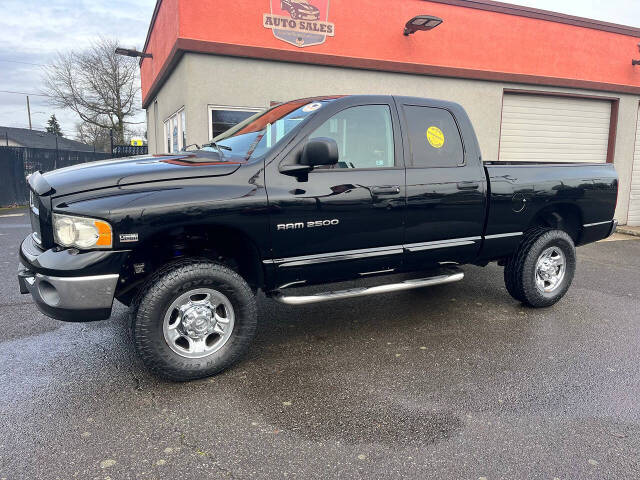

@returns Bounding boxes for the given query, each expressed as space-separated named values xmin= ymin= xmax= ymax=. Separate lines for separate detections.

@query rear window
xmin=402 ymin=106 xmax=463 ymax=167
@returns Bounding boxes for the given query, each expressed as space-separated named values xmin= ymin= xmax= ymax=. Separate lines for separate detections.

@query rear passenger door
xmin=397 ymin=98 xmax=486 ymax=269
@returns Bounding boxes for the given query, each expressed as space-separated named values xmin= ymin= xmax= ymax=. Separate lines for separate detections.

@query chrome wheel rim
xmin=535 ymin=246 xmax=566 ymax=294
xmin=163 ymin=288 xmax=235 ymax=358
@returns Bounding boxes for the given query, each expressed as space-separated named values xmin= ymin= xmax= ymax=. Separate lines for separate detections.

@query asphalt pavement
xmin=1 ymin=207 xmax=639 ymax=479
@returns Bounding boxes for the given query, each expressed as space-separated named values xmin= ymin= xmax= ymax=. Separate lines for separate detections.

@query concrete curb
xmin=616 ymin=226 xmax=640 ymax=237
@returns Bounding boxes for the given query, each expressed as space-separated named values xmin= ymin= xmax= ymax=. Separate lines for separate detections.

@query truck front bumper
xmin=18 ymin=267 xmax=118 ymax=321
xmin=18 ymin=234 xmax=130 ymax=322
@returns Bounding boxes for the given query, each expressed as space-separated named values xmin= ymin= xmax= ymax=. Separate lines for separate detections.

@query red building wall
xmin=140 ymin=0 xmax=640 ymax=106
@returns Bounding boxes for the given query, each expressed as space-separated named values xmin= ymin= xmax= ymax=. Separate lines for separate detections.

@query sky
xmin=0 ymin=0 xmax=156 ymax=138
xmin=0 ymin=0 xmax=639 ymax=140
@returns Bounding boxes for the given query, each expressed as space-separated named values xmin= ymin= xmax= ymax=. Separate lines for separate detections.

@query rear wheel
xmin=131 ymin=260 xmax=257 ymax=381
xmin=503 ymin=228 xmax=576 ymax=308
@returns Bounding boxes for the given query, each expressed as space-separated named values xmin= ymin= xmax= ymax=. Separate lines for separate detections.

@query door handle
xmin=456 ymin=181 xmax=480 ymax=190
xmin=371 ymin=185 xmax=401 ymax=195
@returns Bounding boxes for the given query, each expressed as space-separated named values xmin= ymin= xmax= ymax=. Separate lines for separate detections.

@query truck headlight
xmin=52 ymin=213 xmax=113 ymax=249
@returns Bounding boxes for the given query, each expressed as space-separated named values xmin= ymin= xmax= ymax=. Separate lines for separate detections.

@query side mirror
xmin=300 ymin=137 xmax=339 ymax=167
xmin=280 ymin=137 xmax=339 ymax=180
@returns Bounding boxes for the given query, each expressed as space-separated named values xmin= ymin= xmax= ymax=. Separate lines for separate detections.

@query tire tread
xmin=131 ymin=258 xmax=257 ymax=381
xmin=503 ymin=227 xmax=575 ymax=308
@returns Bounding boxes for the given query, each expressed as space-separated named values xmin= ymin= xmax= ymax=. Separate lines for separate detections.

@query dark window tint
xmin=310 ymin=105 xmax=395 ymax=169
xmin=403 ymin=106 xmax=463 ymax=167
xmin=211 ymin=109 xmax=257 ymax=139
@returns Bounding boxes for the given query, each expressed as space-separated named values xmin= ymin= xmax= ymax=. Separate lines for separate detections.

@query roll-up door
xmin=499 ymin=93 xmax=611 ymax=163
xmin=628 ymin=106 xmax=640 ymax=226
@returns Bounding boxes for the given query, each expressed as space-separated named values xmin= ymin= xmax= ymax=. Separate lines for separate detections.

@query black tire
xmin=503 ymin=228 xmax=576 ymax=308
xmin=503 ymin=256 xmax=525 ymax=303
xmin=502 ymin=226 xmax=551 ymax=303
xmin=131 ymin=259 xmax=257 ymax=381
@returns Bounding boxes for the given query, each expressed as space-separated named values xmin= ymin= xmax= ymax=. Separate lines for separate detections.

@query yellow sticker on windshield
xmin=426 ymin=126 xmax=445 ymax=149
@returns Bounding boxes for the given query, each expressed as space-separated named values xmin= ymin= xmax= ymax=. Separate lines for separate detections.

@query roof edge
xmin=425 ymin=0 xmax=640 ymax=37
xmin=142 ymin=0 xmax=640 ymax=64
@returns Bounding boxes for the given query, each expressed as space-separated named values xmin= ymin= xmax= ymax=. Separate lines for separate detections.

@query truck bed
xmin=478 ymin=161 xmax=617 ymax=261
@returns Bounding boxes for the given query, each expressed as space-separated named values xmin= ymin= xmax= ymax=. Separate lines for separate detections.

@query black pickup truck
xmin=18 ymin=95 xmax=618 ymax=380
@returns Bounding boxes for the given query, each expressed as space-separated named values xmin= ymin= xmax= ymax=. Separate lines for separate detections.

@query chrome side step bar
xmin=272 ymin=270 xmax=464 ymax=305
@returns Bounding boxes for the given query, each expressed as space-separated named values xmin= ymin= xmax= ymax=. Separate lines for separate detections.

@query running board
xmin=272 ymin=270 xmax=464 ymax=305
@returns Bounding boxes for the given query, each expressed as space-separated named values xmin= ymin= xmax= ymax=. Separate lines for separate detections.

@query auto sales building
xmin=140 ymin=0 xmax=640 ymax=225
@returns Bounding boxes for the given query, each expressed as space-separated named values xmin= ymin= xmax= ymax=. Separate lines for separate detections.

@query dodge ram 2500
xmin=18 ymin=95 xmax=618 ymax=380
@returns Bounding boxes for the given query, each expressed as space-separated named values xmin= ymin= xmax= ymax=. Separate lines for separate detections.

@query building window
xmin=163 ymin=108 xmax=186 ymax=153
xmin=181 ymin=110 xmax=186 ymax=149
xmin=209 ymin=105 xmax=261 ymax=140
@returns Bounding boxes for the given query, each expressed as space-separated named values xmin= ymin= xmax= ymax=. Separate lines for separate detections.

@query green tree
xmin=45 ymin=114 xmax=63 ymax=137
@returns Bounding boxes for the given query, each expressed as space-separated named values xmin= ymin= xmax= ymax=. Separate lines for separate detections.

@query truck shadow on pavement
xmin=8 ymin=264 xmax=531 ymax=449
xmin=115 ymin=265 xmax=530 ymax=447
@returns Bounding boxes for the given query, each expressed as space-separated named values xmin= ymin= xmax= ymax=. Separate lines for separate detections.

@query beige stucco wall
xmin=145 ymin=53 xmax=640 ymax=224
xmin=146 ymin=56 xmax=189 ymax=155
xmin=613 ymin=97 xmax=639 ymax=225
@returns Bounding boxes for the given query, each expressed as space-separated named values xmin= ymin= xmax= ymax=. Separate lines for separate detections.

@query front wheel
xmin=504 ymin=228 xmax=576 ymax=308
xmin=131 ymin=260 xmax=257 ymax=381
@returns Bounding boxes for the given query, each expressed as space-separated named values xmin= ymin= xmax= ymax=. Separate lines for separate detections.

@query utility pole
xmin=26 ymin=96 xmax=32 ymax=130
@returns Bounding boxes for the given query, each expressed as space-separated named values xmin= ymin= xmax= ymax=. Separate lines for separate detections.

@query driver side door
xmin=266 ymin=99 xmax=406 ymax=288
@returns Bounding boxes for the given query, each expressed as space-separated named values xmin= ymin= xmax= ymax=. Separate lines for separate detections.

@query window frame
xmin=163 ymin=106 xmax=186 ymax=153
xmin=306 ymin=103 xmax=402 ymax=172
xmin=207 ymin=104 xmax=263 ymax=142
xmin=400 ymin=104 xmax=467 ymax=169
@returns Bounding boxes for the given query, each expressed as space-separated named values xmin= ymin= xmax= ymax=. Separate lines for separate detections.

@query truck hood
xmin=41 ymin=153 xmax=243 ymax=197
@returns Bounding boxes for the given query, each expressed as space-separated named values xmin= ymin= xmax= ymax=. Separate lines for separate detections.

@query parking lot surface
xmin=1 ymin=208 xmax=639 ymax=479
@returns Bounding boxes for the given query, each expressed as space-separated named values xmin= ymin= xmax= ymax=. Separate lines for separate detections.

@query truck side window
xmin=310 ymin=105 xmax=395 ymax=169
xmin=403 ymin=106 xmax=463 ymax=167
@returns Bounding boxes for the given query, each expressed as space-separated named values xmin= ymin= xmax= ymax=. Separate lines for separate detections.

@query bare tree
xmin=75 ymin=122 xmax=111 ymax=152
xmin=43 ymin=37 xmax=140 ymax=145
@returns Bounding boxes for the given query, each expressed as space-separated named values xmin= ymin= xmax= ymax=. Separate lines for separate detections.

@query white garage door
xmin=628 ymin=107 xmax=640 ymax=226
xmin=499 ymin=93 xmax=611 ymax=163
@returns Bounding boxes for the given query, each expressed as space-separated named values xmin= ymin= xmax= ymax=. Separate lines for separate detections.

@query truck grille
xmin=29 ymin=190 xmax=43 ymax=245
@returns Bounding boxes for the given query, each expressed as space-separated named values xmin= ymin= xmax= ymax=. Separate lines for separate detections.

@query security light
xmin=115 ymin=47 xmax=152 ymax=59
xmin=404 ymin=15 xmax=443 ymax=36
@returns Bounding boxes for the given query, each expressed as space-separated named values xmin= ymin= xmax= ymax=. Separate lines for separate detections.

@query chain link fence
xmin=0 ymin=145 xmax=147 ymax=207
xmin=113 ymin=145 xmax=148 ymax=157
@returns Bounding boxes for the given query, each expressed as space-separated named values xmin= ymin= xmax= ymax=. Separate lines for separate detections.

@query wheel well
xmin=527 ymin=203 xmax=583 ymax=243
xmin=116 ymin=224 xmax=263 ymax=305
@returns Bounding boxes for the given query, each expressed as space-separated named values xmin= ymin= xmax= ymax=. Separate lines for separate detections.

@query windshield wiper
xmin=181 ymin=143 xmax=201 ymax=151
xmin=202 ymin=142 xmax=232 ymax=155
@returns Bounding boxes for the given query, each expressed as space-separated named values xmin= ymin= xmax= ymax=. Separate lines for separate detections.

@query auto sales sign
xmin=263 ymin=0 xmax=334 ymax=48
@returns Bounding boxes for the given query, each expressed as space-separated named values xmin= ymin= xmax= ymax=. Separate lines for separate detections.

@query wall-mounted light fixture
xmin=633 ymin=43 xmax=640 ymax=66
xmin=404 ymin=15 xmax=443 ymax=36
xmin=115 ymin=47 xmax=153 ymax=59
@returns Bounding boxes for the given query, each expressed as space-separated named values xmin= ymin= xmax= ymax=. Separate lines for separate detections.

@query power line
xmin=0 ymin=90 xmax=51 ymax=97
xmin=0 ymin=59 xmax=46 ymax=67
xmin=1 ymin=108 xmax=38 ymax=116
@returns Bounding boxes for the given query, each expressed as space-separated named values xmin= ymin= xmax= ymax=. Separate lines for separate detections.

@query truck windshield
xmin=201 ymin=98 xmax=338 ymax=161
